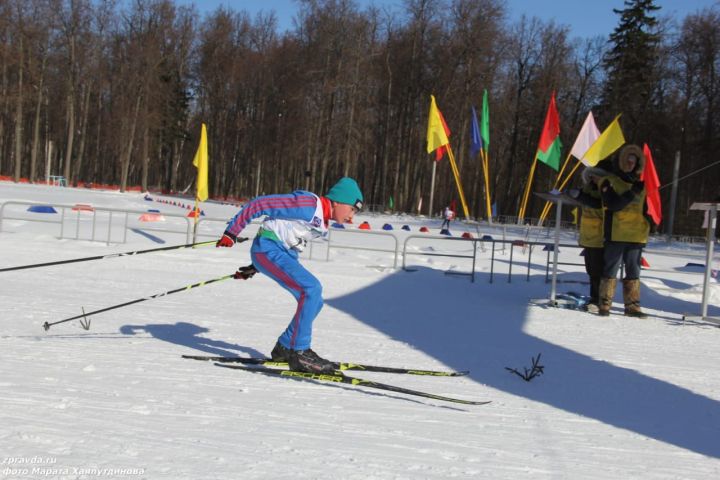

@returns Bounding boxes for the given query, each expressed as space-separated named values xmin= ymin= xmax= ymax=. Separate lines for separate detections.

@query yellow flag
xmin=426 ymin=95 xmax=449 ymax=153
xmin=571 ymin=207 xmax=578 ymax=225
xmin=193 ymin=123 xmax=209 ymax=202
xmin=582 ymin=114 xmax=625 ymax=166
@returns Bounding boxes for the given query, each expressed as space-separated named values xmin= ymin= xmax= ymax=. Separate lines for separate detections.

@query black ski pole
xmin=1 ymin=237 xmax=248 ymax=273
xmin=43 ymin=273 xmax=236 ymax=331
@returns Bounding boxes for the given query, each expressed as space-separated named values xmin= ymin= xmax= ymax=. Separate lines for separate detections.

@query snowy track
xmin=1 ymin=182 xmax=719 ymax=479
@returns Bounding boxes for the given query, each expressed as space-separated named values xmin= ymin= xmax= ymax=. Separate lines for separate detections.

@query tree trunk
xmin=30 ymin=54 xmax=47 ymax=183
xmin=62 ymin=87 xmax=75 ymax=181
xmin=62 ymin=29 xmax=76 ymax=182
xmin=343 ymin=55 xmax=361 ymax=176
xmin=171 ymin=115 xmax=191 ymax=192
xmin=141 ymin=119 xmax=149 ymax=191
xmin=255 ymin=158 xmax=262 ymax=198
xmin=72 ymin=83 xmax=91 ymax=185
xmin=13 ymin=35 xmax=23 ymax=182
xmin=120 ymin=93 xmax=142 ymax=192
xmin=0 ymin=49 xmax=7 ymax=174
xmin=92 ymin=92 xmax=102 ymax=183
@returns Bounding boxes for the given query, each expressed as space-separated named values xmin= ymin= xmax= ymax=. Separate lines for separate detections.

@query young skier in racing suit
xmin=216 ymin=177 xmax=364 ymax=374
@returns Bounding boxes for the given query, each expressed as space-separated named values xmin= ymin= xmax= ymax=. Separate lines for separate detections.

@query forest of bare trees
xmin=0 ymin=0 xmax=718 ymax=235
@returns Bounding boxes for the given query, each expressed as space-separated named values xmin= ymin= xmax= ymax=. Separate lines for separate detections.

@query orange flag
xmin=641 ymin=143 xmax=662 ymax=225
xmin=435 ymin=110 xmax=451 ymax=161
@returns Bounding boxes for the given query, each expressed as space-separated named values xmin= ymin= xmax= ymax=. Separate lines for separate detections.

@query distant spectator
xmin=441 ymin=206 xmax=455 ymax=230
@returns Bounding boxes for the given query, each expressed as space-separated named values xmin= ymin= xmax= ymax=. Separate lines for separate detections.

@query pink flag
xmin=570 ymin=112 xmax=601 ymax=165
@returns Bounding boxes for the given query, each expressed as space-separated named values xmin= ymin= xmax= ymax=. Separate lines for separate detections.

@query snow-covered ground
xmin=1 ymin=182 xmax=719 ymax=480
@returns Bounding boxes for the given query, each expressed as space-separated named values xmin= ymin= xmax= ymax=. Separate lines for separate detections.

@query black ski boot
xmin=270 ymin=342 xmax=291 ymax=362
xmin=288 ymin=349 xmax=337 ymax=374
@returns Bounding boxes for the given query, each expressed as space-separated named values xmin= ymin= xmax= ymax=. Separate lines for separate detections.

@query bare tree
xmin=12 ymin=0 xmax=25 ymax=182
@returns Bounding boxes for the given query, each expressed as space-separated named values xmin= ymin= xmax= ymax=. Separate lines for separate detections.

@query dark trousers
xmin=603 ymin=242 xmax=642 ymax=280
xmin=583 ymin=247 xmax=604 ymax=303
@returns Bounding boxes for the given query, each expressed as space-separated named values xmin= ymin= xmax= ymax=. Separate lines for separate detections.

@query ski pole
xmin=1 ymin=237 xmax=248 ymax=273
xmin=43 ymin=273 xmax=236 ymax=331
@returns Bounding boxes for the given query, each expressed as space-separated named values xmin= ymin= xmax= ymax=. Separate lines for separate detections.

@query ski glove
xmin=566 ymin=188 xmax=581 ymax=199
xmin=234 ymin=264 xmax=258 ymax=280
xmin=631 ymin=180 xmax=645 ymax=194
xmin=216 ymin=231 xmax=237 ymax=248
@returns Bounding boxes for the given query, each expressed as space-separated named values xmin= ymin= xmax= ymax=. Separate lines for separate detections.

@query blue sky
xmin=175 ymin=0 xmax=717 ymax=39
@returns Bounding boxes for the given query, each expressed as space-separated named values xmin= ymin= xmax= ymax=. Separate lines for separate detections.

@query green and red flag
xmin=535 ymin=92 xmax=562 ymax=171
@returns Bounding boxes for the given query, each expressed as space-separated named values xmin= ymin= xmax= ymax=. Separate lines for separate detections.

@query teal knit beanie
xmin=326 ymin=177 xmax=364 ymax=210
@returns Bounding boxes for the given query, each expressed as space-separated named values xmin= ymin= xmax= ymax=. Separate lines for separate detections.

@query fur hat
xmin=326 ymin=177 xmax=364 ymax=210
xmin=617 ymin=144 xmax=645 ymax=175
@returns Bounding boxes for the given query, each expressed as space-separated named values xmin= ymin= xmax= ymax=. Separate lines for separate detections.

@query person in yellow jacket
xmin=597 ymin=144 xmax=650 ymax=318
xmin=568 ymin=159 xmax=613 ymax=313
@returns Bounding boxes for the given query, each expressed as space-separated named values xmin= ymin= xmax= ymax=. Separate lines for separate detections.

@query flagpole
xmin=547 ymin=154 xmax=572 ymax=208
xmin=519 ymin=156 xmax=539 ymax=222
xmin=192 ymin=197 xmax=200 ymax=244
xmin=540 ymin=158 xmax=582 ymax=224
xmin=446 ymin=145 xmax=471 ymax=219
xmin=481 ymin=149 xmax=493 ymax=223
xmin=191 ymin=122 xmax=209 ymax=244
xmin=539 ymin=152 xmax=573 ymax=223
xmin=555 ymin=153 xmax=573 ymax=186
xmin=428 ymin=159 xmax=437 ymax=217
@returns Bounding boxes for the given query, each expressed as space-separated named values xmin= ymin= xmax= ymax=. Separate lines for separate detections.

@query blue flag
xmin=470 ymin=106 xmax=482 ymax=157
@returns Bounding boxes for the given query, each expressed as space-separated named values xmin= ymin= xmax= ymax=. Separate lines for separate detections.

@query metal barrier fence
xmin=7 ymin=202 xmax=709 ymax=285
xmin=0 ymin=200 xmax=230 ymax=244
xmin=325 ymin=228 xmax=400 ymax=268
xmin=401 ymin=233 xmax=584 ymax=283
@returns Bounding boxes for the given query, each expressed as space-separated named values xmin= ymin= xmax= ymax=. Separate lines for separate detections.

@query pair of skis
xmin=183 ymin=355 xmax=489 ymax=406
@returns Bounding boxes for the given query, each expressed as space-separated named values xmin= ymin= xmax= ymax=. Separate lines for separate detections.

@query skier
xmin=216 ymin=177 xmax=364 ymax=373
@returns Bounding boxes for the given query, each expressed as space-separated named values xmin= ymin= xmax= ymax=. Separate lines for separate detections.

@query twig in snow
xmin=505 ymin=353 xmax=544 ymax=382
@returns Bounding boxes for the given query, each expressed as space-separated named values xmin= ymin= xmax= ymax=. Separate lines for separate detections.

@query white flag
xmin=570 ymin=112 xmax=601 ymax=165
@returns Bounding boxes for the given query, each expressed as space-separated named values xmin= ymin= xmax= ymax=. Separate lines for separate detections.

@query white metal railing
xmin=0 ymin=201 xmax=576 ymax=283
xmin=325 ymin=227 xmax=400 ymax=268
xmin=3 ymin=202 xmax=711 ymax=285
xmin=0 ymin=200 xmax=229 ymax=245
xmin=400 ymin=234 xmax=584 ymax=283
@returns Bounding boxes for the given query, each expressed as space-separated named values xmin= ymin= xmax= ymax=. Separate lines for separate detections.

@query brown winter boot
xmin=623 ymin=279 xmax=648 ymax=318
xmin=598 ymin=278 xmax=617 ymax=316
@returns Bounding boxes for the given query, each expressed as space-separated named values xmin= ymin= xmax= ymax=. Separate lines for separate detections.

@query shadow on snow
xmin=326 ymin=266 xmax=720 ymax=458
xmin=119 ymin=321 xmax=264 ymax=358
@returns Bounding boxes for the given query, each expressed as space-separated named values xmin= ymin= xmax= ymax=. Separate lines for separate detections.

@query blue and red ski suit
xmin=225 ymin=191 xmax=331 ymax=351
